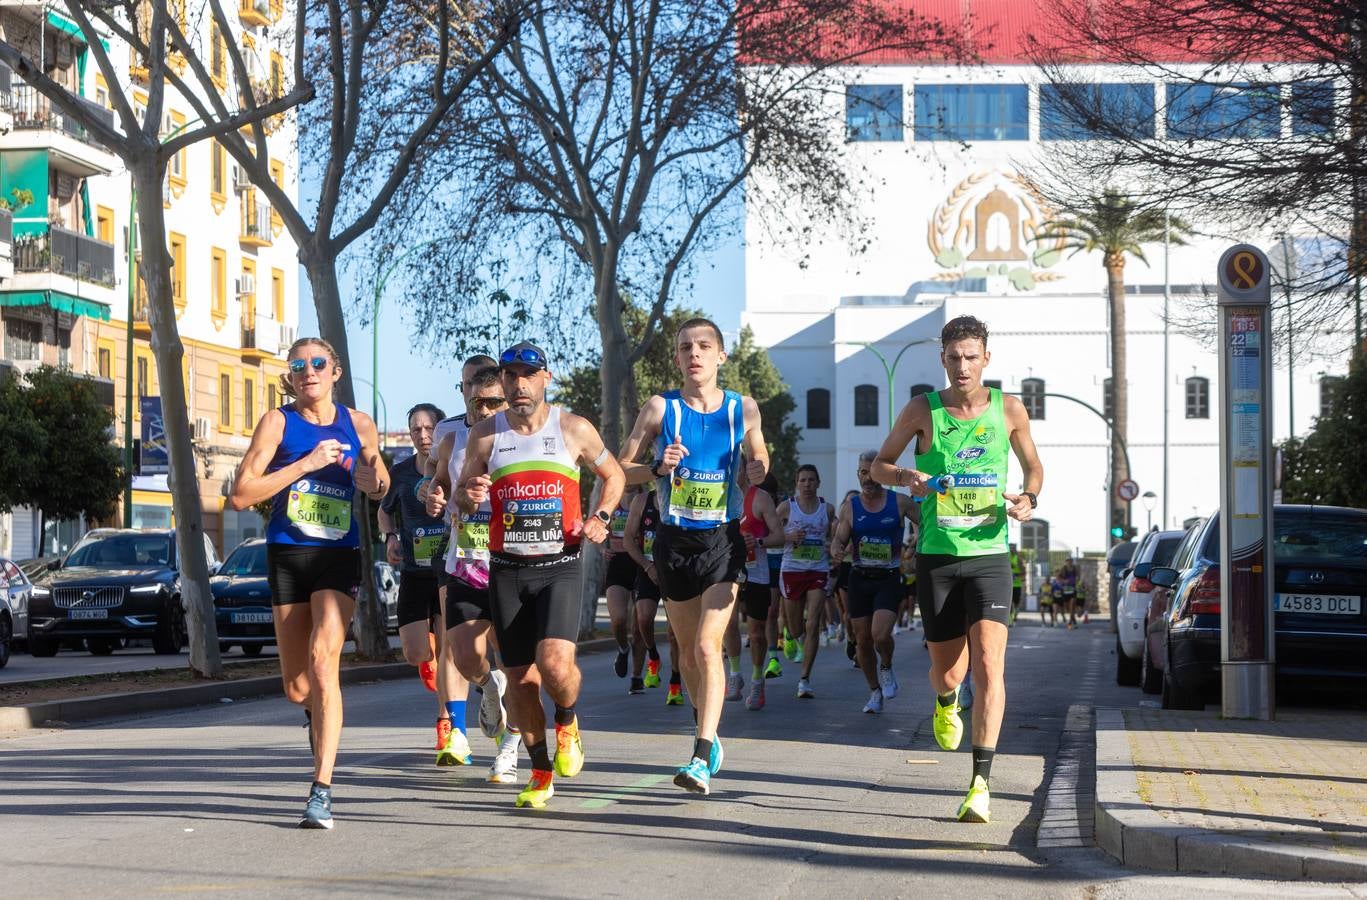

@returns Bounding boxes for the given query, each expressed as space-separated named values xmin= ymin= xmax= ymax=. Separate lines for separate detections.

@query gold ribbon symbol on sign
xmin=1230 ymin=251 xmax=1260 ymax=289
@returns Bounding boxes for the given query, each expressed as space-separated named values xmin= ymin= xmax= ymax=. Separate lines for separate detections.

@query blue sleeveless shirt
xmin=266 ymin=403 xmax=362 ymax=547
xmin=851 ymin=491 xmax=903 ymax=569
xmin=654 ymin=389 xmax=744 ymax=530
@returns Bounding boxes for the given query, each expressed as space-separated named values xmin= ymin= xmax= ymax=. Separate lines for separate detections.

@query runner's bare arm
xmin=758 ymin=491 xmax=785 ymax=548
xmin=897 ymin=492 xmax=918 ymax=523
xmin=351 ymin=410 xmax=389 ymax=501
xmin=741 ymin=395 xmax=768 ymax=485
xmin=376 ymin=502 xmax=402 ymax=567
xmin=829 ymin=500 xmax=854 ymax=564
xmin=623 ymin=490 xmax=650 ymax=570
xmin=426 ymin=433 xmax=455 ymax=518
xmin=565 ymin=413 xmax=626 ymax=543
xmin=872 ymin=395 xmax=935 ymax=497
xmin=1003 ymin=395 xmax=1044 ymax=523
xmin=616 ymin=395 xmax=668 ymax=485
xmin=229 ymin=409 xmax=299 ymax=510
xmin=455 ymin=418 xmax=496 ymax=515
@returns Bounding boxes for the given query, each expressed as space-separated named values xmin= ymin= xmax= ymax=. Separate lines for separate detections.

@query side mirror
xmin=207 ymin=562 xmax=220 ymax=576
xmin=1133 ymin=561 xmax=1153 ymax=579
xmin=1149 ymin=566 xmax=1179 ymax=589
xmin=1119 ymin=568 xmax=1132 ymax=580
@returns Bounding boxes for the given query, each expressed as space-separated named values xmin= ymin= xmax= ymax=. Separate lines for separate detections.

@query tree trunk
xmin=133 ymin=159 xmax=222 ymax=677
xmin=1106 ymin=253 xmax=1130 ymax=544
xmin=300 ymin=250 xmax=390 ymax=661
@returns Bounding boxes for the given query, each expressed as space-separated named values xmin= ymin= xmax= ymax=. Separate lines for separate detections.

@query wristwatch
xmin=1022 ymin=491 xmax=1038 ymax=509
xmin=383 ymin=531 xmax=399 ymax=542
xmin=594 ymin=509 xmax=612 ymax=526
xmin=649 ymin=459 xmax=666 ymax=478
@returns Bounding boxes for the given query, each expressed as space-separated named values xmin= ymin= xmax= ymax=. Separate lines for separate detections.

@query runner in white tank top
xmin=776 ymin=465 xmax=834 ymax=698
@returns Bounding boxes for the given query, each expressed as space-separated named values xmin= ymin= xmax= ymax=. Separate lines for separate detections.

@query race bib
xmin=642 ymin=530 xmax=656 ymax=562
xmin=857 ymin=537 xmax=894 ymax=565
xmin=500 ymin=498 xmax=564 ymax=556
xmin=456 ymin=510 xmax=492 ymax=560
xmin=936 ymin=473 xmax=1000 ymax=530
xmin=792 ymin=538 xmax=825 ymax=562
xmin=286 ymin=479 xmax=353 ymax=541
xmin=411 ymin=525 xmax=444 ymax=563
xmin=668 ymin=466 xmax=729 ymax=523
xmin=610 ymin=509 xmax=629 ymax=539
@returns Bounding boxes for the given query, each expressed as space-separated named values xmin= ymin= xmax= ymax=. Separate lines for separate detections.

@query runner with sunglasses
xmin=454 ymin=342 xmax=624 ymax=808
xmin=426 ymin=362 xmax=522 ymax=784
xmin=230 ymin=337 xmax=389 ymax=830
xmin=619 ymin=318 xmax=769 ymax=796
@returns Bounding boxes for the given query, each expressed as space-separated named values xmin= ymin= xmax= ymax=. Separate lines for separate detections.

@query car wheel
xmin=1115 ymin=636 xmax=1140 ymax=686
xmin=153 ymin=601 xmax=187 ymax=655
xmin=1140 ymin=632 xmax=1162 ymax=694
xmin=0 ymin=616 xmax=11 ymax=668
xmin=87 ymin=637 xmax=118 ymax=656
xmin=29 ymin=635 xmax=59 ymax=657
xmin=241 ymin=643 xmax=264 ymax=658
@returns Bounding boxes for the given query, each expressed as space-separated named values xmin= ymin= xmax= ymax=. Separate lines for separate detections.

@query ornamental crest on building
xmin=926 ymin=170 xmax=1066 ymax=291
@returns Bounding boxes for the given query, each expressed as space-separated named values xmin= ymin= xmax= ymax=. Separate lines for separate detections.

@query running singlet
xmin=741 ymin=486 xmax=770 ymax=585
xmin=851 ymin=492 xmax=902 ymax=569
xmin=654 ymin=389 xmax=744 ymax=529
xmin=488 ymin=407 xmax=582 ymax=558
xmin=379 ymin=455 xmax=447 ymax=571
xmin=267 ymin=402 xmax=361 ymax=547
xmin=639 ymin=490 xmax=659 ymax=563
xmin=1010 ymin=548 xmax=1023 ymax=587
xmin=781 ymin=498 xmax=830 ymax=572
xmin=916 ymin=388 xmax=1010 ymax=557
xmin=443 ymin=416 xmax=492 ymax=587
xmin=608 ymin=501 xmax=631 ymax=554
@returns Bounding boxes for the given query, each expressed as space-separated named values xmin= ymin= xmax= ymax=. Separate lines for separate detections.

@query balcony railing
xmin=240 ymin=199 xmax=272 ymax=243
xmin=14 ymin=226 xmax=116 ymax=287
xmin=0 ymin=208 xmax=12 ymax=247
xmin=11 ymin=84 xmax=116 ymax=148
xmin=0 ymin=63 xmax=12 ymax=112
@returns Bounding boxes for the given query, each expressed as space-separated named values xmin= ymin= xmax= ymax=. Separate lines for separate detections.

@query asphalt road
xmin=2 ymin=620 xmax=1363 ymax=899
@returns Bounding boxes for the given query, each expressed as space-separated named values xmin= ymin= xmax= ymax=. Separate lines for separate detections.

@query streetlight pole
xmin=836 ymin=338 xmax=940 ymax=427
xmin=1141 ymin=490 xmax=1158 ymax=533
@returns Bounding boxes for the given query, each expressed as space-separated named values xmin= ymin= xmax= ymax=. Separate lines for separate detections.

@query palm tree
xmin=1038 ymin=189 xmax=1192 ymax=542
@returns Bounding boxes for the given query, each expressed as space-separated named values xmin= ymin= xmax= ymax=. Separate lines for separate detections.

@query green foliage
xmin=0 ymin=188 xmax=35 ymax=212
xmin=1280 ymin=352 xmax=1366 ymax=507
xmin=1037 ymin=188 xmax=1193 ymax=265
xmin=0 ymin=365 xmax=122 ymax=521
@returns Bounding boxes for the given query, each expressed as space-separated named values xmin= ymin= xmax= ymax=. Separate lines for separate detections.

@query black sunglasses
xmin=500 ymin=347 xmax=546 ymax=368
xmin=471 ymin=397 xmax=506 ymax=410
xmin=289 ymin=356 xmax=329 ymax=375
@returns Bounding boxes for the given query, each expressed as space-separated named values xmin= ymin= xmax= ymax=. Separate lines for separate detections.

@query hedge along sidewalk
xmin=0 ymin=635 xmax=631 ymax=734
xmin=1095 ymin=706 xmax=1367 ymax=881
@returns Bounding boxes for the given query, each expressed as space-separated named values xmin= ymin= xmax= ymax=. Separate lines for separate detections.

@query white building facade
xmin=743 ymin=45 xmax=1349 ymax=556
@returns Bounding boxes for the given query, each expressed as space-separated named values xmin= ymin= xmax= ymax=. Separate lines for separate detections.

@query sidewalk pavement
xmin=1096 ymin=705 xmax=1367 ymax=881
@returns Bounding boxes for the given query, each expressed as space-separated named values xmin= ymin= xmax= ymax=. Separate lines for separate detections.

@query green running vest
xmin=916 ymin=388 xmax=1009 ymax=557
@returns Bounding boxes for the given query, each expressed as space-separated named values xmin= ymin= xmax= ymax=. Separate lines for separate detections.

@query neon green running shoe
xmin=516 ymin=770 xmax=554 ymax=808
xmin=764 ymin=657 xmax=783 ymax=679
xmin=643 ymin=658 xmax=662 ymax=689
xmin=956 ymin=775 xmax=991 ymax=823
xmin=782 ymin=632 xmax=798 ymax=660
xmin=932 ymin=686 xmax=964 ymax=751
xmin=553 ymin=719 xmax=584 ymax=778
xmin=666 ymin=683 xmax=685 ymax=705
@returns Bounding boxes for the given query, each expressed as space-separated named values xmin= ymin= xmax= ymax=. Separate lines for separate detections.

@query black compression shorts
xmin=267 ymin=545 xmax=360 ymax=607
xmin=634 ymin=569 xmax=661 ymax=602
xmin=741 ymin=580 xmax=772 ymax=620
xmin=833 ymin=561 xmax=852 ymax=592
xmin=397 ymin=568 xmax=441 ymax=628
xmin=605 ymin=552 xmax=641 ymax=591
xmin=846 ymin=567 xmax=902 ymax=619
xmin=444 ymin=576 xmax=492 ymax=625
xmin=916 ymin=552 xmax=1012 ymax=642
xmin=655 ymin=521 xmax=745 ymax=602
xmin=489 ymin=554 xmax=582 ymax=668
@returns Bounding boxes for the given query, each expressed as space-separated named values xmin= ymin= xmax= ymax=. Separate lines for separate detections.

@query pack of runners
xmin=230 ymin=312 xmax=1043 ymax=829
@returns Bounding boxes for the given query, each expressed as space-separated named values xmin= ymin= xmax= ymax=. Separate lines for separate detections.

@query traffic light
xmin=1110 ymin=507 xmax=1125 ymax=540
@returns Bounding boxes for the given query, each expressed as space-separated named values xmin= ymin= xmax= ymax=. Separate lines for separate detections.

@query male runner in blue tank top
xmin=619 ymin=318 xmax=769 ymax=795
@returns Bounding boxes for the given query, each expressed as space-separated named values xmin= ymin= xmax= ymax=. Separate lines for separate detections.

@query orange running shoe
xmin=644 ymin=658 xmax=662 ymax=688
xmin=553 ymin=718 xmax=585 ymax=777
xmin=435 ymin=716 xmax=453 ymax=751
xmin=418 ymin=660 xmax=438 ymax=692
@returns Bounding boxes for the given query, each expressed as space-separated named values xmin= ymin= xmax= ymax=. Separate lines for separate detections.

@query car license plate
xmin=1275 ymin=593 xmax=1361 ymax=615
xmin=69 ymin=608 xmax=108 ymax=620
xmin=231 ymin=611 xmax=273 ymax=624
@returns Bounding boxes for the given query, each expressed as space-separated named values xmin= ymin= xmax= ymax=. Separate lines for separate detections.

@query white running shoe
xmin=796 ymin=677 xmax=814 ymax=699
xmin=863 ymin=689 xmax=884 ymax=714
xmin=878 ymin=666 xmax=899 ymax=700
xmin=479 ymin=669 xmax=508 ymax=739
xmin=488 ymin=729 xmax=520 ymax=784
xmin=725 ymin=672 xmax=744 ymax=701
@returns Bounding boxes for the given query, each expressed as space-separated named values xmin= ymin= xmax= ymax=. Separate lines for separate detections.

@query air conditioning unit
xmin=279 ymin=325 xmax=296 ymax=348
xmin=233 ymin=165 xmax=252 ymax=192
xmin=236 ymin=273 xmax=256 ymax=296
xmin=193 ymin=417 xmax=211 ymax=442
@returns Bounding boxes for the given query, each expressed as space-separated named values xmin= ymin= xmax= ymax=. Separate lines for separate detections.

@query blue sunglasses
xmin=289 ymin=356 xmax=329 ymax=374
xmin=500 ymin=347 xmax=546 ymax=368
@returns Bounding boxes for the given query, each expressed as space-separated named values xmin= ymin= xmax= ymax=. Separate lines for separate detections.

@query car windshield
xmin=1274 ymin=514 xmax=1367 ymax=562
xmin=66 ymin=535 xmax=172 ymax=568
xmin=219 ymin=543 xmax=268 ymax=578
xmin=1152 ymin=537 xmax=1183 ymax=566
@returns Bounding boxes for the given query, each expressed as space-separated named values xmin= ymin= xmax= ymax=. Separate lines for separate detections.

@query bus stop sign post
xmin=1216 ymin=244 xmax=1276 ymax=720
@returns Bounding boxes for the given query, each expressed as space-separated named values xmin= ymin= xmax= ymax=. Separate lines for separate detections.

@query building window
xmin=243 ymin=375 xmax=255 ymax=429
xmin=1291 ymin=80 xmax=1334 ymax=135
xmin=1021 ymin=377 xmax=1046 ymax=419
xmin=211 ymin=248 xmax=227 ymax=319
xmin=1320 ymin=375 xmax=1344 ymax=418
xmin=241 ymin=259 xmax=257 ymax=323
xmin=910 ymin=383 xmax=935 ymax=400
xmin=1166 ymin=83 xmax=1279 ymax=140
xmin=854 ymin=384 xmax=879 ymax=427
xmin=3 ymin=317 xmax=42 ymax=361
xmin=846 ymin=84 xmax=903 ymax=141
xmin=1184 ymin=376 xmax=1210 ymax=419
xmin=219 ymin=371 xmax=232 ymax=430
xmin=210 ymin=18 xmax=227 ymax=86
xmin=97 ymin=344 xmax=113 ymax=379
xmin=1103 ymin=377 xmax=1114 ymax=421
xmin=211 ymin=141 xmax=226 ymax=197
xmin=1021 ymin=519 xmax=1050 ymax=560
xmin=272 ymin=268 xmax=285 ymax=320
xmin=267 ymin=381 xmax=277 ymax=411
xmin=914 ymin=84 xmax=1028 ymax=141
xmin=169 ymin=232 xmax=186 ymax=308
xmin=136 ymin=353 xmax=151 ymax=400
xmin=1040 ymin=83 xmax=1155 ymax=140
xmin=96 ymin=206 xmax=115 ymax=244
xmin=806 ymin=388 xmax=830 ymax=430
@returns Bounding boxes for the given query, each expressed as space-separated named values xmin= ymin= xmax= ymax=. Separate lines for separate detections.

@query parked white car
xmin=1115 ymin=529 xmax=1186 ymax=686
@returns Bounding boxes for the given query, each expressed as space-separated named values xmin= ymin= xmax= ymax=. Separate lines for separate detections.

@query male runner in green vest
xmin=872 ymin=315 xmax=1043 ymax=823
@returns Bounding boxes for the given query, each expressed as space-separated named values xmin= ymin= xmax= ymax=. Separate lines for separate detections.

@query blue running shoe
xmin=673 ymin=757 xmax=711 ymax=795
xmin=708 ymin=737 xmax=724 ymax=776
xmin=300 ymin=783 xmax=333 ymax=830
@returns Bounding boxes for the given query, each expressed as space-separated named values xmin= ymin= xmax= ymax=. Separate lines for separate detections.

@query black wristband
xmin=1022 ymin=491 xmax=1038 ymax=508
xmin=650 ymin=460 xmax=665 ymax=478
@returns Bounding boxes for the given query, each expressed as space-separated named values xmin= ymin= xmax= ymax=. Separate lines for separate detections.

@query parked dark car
xmin=1105 ymin=539 xmax=1138 ymax=633
xmin=27 ymin=529 xmax=221 ymax=657
xmin=212 ymin=539 xmax=275 ymax=656
xmin=1150 ymin=505 xmax=1367 ymax=710
xmin=1114 ymin=529 xmax=1186 ymax=686
xmin=1137 ymin=520 xmax=1206 ymax=695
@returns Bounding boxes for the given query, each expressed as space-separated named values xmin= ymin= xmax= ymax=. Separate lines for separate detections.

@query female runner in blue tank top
xmin=230 ymin=337 xmax=388 ymax=830
xmin=618 ymin=318 xmax=769 ymax=797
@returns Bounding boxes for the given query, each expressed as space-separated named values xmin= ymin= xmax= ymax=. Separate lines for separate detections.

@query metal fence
xmin=12 ymin=84 xmax=116 ymax=145
xmin=14 ymin=226 xmax=116 ymax=287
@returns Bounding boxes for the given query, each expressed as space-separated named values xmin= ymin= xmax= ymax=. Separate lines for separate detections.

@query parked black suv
xmin=27 ymin=528 xmax=220 ymax=656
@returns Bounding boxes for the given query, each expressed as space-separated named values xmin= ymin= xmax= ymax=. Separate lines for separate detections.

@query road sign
xmin=1216 ymin=243 xmax=1275 ymax=721
xmin=1115 ymin=479 xmax=1139 ymax=502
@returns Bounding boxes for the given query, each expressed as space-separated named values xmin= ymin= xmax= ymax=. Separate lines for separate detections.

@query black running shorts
xmin=916 ymin=552 xmax=1012 ymax=642
xmin=267 ymin=545 xmax=360 ymax=607
xmin=634 ymin=570 xmax=662 ymax=602
xmin=846 ymin=567 xmax=903 ymax=619
xmin=605 ymin=552 xmax=640 ymax=591
xmin=741 ymin=580 xmax=772 ymax=620
xmin=397 ymin=568 xmax=441 ymax=628
xmin=655 ymin=521 xmax=745 ymax=602
xmin=445 ymin=576 xmax=492 ymax=625
xmin=489 ymin=554 xmax=582 ymax=668
xmin=833 ymin=561 xmax=852 ymax=593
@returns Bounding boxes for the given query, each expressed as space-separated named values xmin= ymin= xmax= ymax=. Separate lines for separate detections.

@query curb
xmin=0 ymin=634 xmax=628 ymax=735
xmin=1094 ymin=707 xmax=1367 ymax=881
